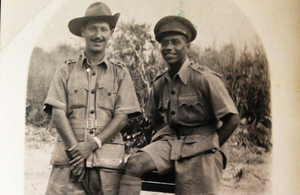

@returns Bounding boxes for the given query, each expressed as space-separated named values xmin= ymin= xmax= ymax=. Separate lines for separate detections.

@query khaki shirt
xmin=146 ymin=59 xmax=238 ymax=168
xmin=146 ymin=58 xmax=238 ymax=127
xmin=44 ymin=52 xmax=141 ymax=168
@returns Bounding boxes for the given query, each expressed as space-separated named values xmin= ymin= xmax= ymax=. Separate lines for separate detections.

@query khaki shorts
xmin=45 ymin=166 xmax=123 ymax=195
xmin=140 ymin=136 xmax=224 ymax=195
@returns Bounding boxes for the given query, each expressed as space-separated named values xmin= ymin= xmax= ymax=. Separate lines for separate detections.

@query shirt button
xmin=108 ymin=92 xmax=112 ymax=96
xmin=91 ymin=89 xmax=95 ymax=94
xmin=171 ymin=111 xmax=176 ymax=115
xmin=92 ymin=71 xmax=96 ymax=76
xmin=171 ymin=90 xmax=175 ymax=95
xmin=74 ymin=89 xmax=78 ymax=93
xmin=89 ymin=130 xmax=94 ymax=134
xmin=90 ymin=110 xmax=95 ymax=114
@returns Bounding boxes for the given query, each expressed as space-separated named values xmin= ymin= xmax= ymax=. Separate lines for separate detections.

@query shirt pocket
xmin=67 ymin=82 xmax=88 ymax=109
xmin=178 ymin=95 xmax=206 ymax=122
xmin=97 ymin=83 xmax=117 ymax=111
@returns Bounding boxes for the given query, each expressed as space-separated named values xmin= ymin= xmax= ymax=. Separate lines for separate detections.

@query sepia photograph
xmin=0 ymin=0 xmax=299 ymax=195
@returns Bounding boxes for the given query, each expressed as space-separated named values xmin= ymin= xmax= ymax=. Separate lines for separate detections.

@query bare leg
xmin=119 ymin=152 xmax=157 ymax=195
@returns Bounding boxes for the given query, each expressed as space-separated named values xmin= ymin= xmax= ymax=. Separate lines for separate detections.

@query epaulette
xmin=64 ymin=59 xmax=76 ymax=65
xmin=108 ymin=57 xmax=126 ymax=68
xmin=189 ymin=62 xmax=222 ymax=78
xmin=154 ymin=70 xmax=167 ymax=82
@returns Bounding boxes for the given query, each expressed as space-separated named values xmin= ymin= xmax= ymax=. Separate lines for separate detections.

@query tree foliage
xmin=108 ymin=21 xmax=167 ymax=150
xmin=109 ymin=21 xmax=166 ymax=111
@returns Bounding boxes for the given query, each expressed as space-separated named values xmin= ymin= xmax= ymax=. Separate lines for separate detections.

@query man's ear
xmin=110 ymin=29 xmax=114 ymax=36
xmin=81 ymin=26 xmax=85 ymax=37
xmin=107 ymin=29 xmax=114 ymax=40
xmin=185 ymin=43 xmax=191 ymax=56
xmin=186 ymin=43 xmax=191 ymax=53
xmin=186 ymin=43 xmax=191 ymax=49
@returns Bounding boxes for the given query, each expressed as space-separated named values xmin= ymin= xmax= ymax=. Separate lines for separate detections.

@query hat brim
xmin=155 ymin=30 xmax=191 ymax=43
xmin=68 ymin=13 xmax=120 ymax=37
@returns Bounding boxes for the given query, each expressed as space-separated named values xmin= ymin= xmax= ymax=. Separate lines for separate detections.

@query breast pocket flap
xmin=97 ymin=82 xmax=117 ymax=110
xmin=179 ymin=95 xmax=203 ymax=107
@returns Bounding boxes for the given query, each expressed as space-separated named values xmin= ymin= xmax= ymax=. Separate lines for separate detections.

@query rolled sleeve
xmin=145 ymin=83 xmax=166 ymax=128
xmin=200 ymin=73 xmax=238 ymax=120
xmin=145 ymin=88 xmax=156 ymax=119
xmin=114 ymin=69 xmax=141 ymax=118
xmin=44 ymin=64 xmax=68 ymax=115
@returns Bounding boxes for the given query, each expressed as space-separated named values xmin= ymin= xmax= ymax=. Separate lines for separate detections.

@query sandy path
xmin=24 ymin=142 xmax=270 ymax=195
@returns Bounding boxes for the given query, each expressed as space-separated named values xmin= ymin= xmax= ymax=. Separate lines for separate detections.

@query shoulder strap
xmin=108 ymin=57 xmax=126 ymax=68
xmin=189 ymin=62 xmax=222 ymax=78
xmin=64 ymin=59 xmax=76 ymax=83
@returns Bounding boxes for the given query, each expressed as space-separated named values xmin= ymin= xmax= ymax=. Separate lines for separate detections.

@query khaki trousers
xmin=45 ymin=166 xmax=123 ymax=195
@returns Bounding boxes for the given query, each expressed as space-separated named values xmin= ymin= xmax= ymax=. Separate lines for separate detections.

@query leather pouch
xmin=92 ymin=133 xmax=125 ymax=170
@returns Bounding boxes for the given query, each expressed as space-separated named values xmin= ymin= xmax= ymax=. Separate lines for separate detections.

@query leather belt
xmin=67 ymin=119 xmax=108 ymax=140
xmin=172 ymin=122 xmax=218 ymax=137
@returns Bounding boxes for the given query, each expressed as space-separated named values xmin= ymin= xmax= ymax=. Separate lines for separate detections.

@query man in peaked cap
xmin=119 ymin=16 xmax=240 ymax=194
xmin=44 ymin=2 xmax=140 ymax=194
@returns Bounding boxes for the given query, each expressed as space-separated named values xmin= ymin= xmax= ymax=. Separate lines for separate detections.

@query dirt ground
xmin=24 ymin=142 xmax=271 ymax=195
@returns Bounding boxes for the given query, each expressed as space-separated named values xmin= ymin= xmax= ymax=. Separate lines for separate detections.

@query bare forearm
xmin=91 ymin=114 xmax=128 ymax=149
xmin=217 ymin=114 xmax=240 ymax=146
xmin=52 ymin=107 xmax=78 ymax=148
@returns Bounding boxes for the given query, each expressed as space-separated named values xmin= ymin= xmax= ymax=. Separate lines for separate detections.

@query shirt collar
xmin=78 ymin=51 xmax=109 ymax=70
xmin=165 ymin=58 xmax=191 ymax=85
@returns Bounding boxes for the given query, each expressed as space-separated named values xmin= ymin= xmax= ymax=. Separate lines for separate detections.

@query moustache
xmin=90 ymin=37 xmax=106 ymax=43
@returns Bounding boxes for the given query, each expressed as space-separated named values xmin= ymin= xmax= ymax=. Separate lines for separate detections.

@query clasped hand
xmin=69 ymin=141 xmax=95 ymax=169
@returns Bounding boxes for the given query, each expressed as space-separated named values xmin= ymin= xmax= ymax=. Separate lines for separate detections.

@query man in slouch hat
xmin=44 ymin=2 xmax=140 ymax=194
xmin=119 ymin=15 xmax=240 ymax=195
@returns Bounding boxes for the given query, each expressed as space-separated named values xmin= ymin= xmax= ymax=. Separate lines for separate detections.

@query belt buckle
xmin=87 ymin=118 xmax=95 ymax=129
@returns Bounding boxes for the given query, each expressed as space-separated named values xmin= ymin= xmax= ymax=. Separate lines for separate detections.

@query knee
xmin=125 ymin=153 xmax=151 ymax=177
xmin=125 ymin=155 xmax=144 ymax=177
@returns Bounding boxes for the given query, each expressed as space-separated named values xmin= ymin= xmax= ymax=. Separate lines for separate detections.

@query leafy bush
xmin=109 ymin=21 xmax=166 ymax=150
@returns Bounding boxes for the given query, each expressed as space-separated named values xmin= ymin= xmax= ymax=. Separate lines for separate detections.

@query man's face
xmin=160 ymin=34 xmax=189 ymax=65
xmin=81 ymin=20 xmax=113 ymax=54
